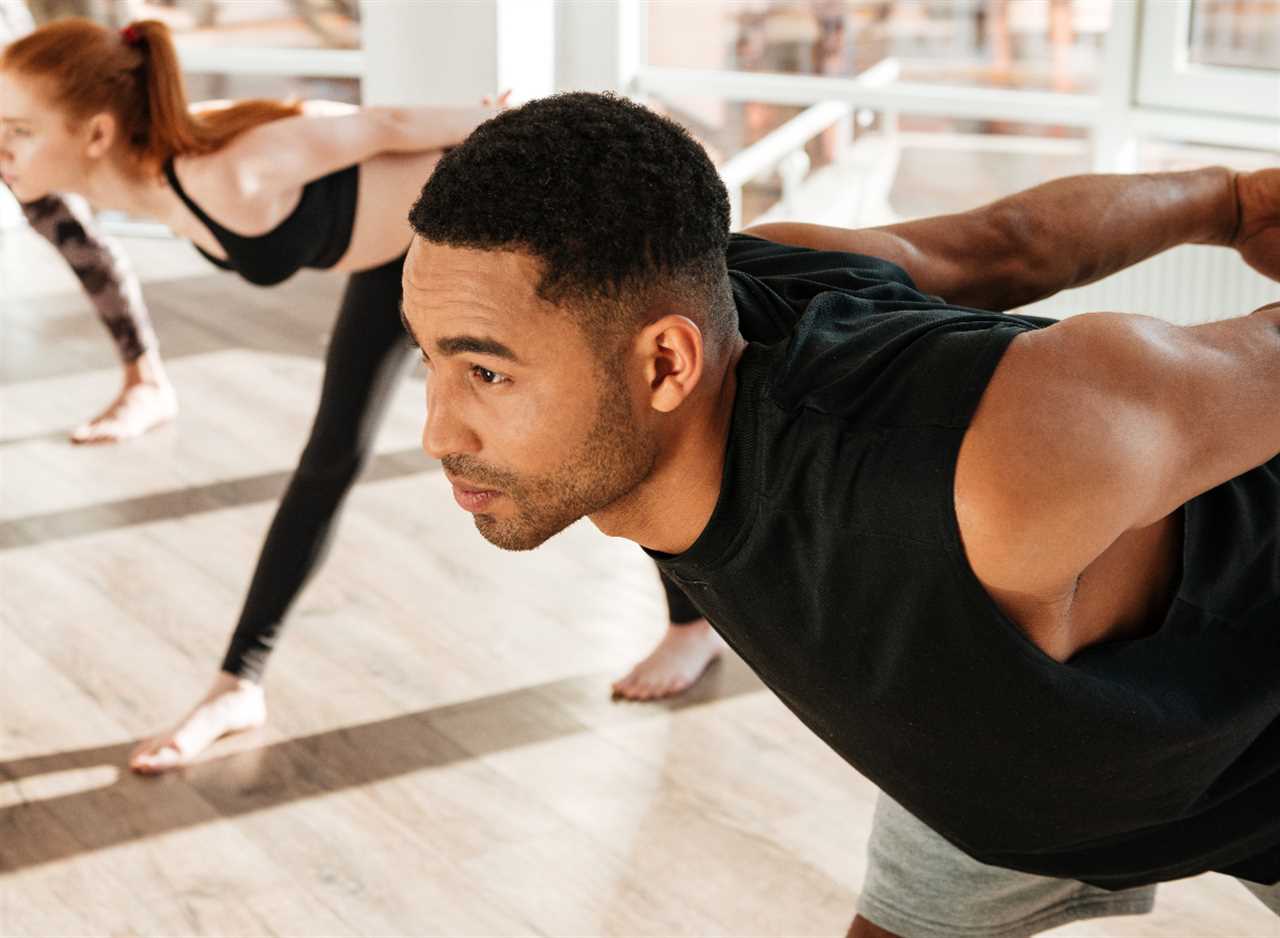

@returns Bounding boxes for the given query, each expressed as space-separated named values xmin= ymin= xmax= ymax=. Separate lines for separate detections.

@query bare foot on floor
xmin=71 ymin=379 xmax=178 ymax=444
xmin=130 ymin=672 xmax=266 ymax=774
xmin=612 ymin=618 xmax=726 ymax=701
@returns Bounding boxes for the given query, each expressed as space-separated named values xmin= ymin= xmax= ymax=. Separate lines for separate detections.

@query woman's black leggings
xmin=220 ymin=254 xmax=702 ymax=681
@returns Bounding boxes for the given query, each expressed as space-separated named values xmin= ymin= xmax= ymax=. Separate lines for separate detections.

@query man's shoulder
xmin=727 ymin=232 xmax=952 ymax=351
xmin=762 ymin=302 xmax=1039 ymax=430
xmin=727 ymin=232 xmax=919 ymax=291
xmin=953 ymin=315 xmax=1181 ymax=608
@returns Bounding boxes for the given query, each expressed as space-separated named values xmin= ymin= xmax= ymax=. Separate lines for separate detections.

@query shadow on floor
xmin=0 ymin=447 xmax=437 ymax=552
xmin=0 ymin=660 xmax=764 ymax=874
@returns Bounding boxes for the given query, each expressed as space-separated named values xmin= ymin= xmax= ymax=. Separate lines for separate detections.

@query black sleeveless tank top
xmin=652 ymin=234 xmax=1280 ymax=890
xmin=163 ymin=158 xmax=359 ymax=286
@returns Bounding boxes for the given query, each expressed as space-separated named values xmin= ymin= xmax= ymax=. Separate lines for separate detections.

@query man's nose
xmin=422 ymin=381 xmax=478 ymax=460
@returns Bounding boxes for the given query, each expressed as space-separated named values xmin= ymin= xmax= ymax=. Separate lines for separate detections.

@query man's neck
xmin=593 ymin=337 xmax=748 ymax=555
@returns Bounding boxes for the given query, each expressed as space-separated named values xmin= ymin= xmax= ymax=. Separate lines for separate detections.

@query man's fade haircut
xmin=408 ymin=92 xmax=735 ymax=349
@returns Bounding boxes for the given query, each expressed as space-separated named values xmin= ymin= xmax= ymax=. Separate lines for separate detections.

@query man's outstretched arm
xmin=744 ymin=167 xmax=1280 ymax=311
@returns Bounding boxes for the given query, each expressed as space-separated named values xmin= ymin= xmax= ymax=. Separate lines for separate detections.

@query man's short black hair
xmin=409 ymin=92 xmax=734 ymax=344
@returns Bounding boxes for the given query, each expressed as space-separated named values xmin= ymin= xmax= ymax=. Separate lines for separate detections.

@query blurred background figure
xmin=1 ymin=0 xmax=174 ymax=441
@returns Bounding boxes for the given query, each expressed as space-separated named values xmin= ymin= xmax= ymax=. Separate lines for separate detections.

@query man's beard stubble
xmin=442 ymin=369 xmax=657 ymax=551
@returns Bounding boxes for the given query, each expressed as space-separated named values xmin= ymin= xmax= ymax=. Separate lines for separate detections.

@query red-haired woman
xmin=1 ymin=0 xmax=174 ymax=442
xmin=1 ymin=17 xmax=723 ymax=772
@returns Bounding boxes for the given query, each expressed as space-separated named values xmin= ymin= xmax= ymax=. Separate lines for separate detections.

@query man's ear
xmin=635 ymin=314 xmax=705 ymax=414
xmin=83 ymin=112 xmax=118 ymax=160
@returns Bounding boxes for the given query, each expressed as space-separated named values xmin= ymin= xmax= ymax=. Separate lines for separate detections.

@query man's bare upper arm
xmin=742 ymin=221 xmax=965 ymax=294
xmin=955 ymin=309 xmax=1280 ymax=597
xmin=741 ymin=221 xmax=912 ymax=265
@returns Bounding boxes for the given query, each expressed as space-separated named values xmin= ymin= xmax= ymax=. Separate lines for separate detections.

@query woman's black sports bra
xmin=163 ymin=158 xmax=359 ymax=286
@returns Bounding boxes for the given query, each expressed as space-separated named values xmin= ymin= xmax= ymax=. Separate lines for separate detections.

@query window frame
xmin=1135 ymin=0 xmax=1280 ymax=121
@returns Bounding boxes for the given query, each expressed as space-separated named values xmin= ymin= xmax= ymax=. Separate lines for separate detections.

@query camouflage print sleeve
xmin=21 ymin=192 xmax=158 ymax=364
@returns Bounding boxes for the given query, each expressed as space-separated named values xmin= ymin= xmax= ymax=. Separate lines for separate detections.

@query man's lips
xmin=446 ymin=474 xmax=503 ymax=513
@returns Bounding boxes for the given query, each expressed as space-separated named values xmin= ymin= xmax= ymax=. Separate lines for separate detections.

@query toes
xmin=128 ymin=738 xmax=154 ymax=765
xmin=612 ymin=672 xmax=695 ymax=701
xmin=611 ymin=681 xmax=635 ymax=701
xmin=70 ymin=422 xmax=115 ymax=444
xmin=71 ymin=418 xmax=135 ymax=444
xmin=611 ymin=669 xmax=643 ymax=699
xmin=612 ymin=678 xmax=651 ymax=702
xmin=130 ymin=740 xmax=183 ymax=775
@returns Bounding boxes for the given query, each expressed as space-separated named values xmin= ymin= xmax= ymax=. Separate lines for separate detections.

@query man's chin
xmin=473 ymin=513 xmax=562 ymax=552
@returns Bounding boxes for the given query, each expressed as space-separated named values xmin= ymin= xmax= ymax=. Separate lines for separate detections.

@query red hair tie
xmin=121 ymin=25 xmax=142 ymax=46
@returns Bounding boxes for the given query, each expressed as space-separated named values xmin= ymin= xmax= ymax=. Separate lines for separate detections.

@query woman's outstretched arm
xmin=204 ymin=103 xmax=497 ymax=200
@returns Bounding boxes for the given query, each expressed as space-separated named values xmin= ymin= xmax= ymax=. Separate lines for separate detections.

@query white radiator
xmin=1016 ymin=244 xmax=1279 ymax=327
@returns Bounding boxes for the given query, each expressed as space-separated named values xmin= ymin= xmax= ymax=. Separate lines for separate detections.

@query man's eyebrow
xmin=397 ymin=300 xmax=521 ymax=363
xmin=436 ymin=335 xmax=521 ymax=363
xmin=398 ymin=299 xmax=422 ymax=349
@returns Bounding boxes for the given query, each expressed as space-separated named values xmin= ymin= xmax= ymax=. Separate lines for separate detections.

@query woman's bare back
xmin=166 ymin=102 xmax=461 ymax=272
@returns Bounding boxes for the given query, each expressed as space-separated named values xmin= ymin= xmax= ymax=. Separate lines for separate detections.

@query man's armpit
xmin=952 ymin=320 xmax=1158 ymax=599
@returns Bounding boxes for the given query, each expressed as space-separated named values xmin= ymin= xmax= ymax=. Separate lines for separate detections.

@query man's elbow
xmin=971 ymin=200 xmax=1063 ymax=309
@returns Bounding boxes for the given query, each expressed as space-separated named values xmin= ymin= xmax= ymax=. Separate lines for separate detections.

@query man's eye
xmin=471 ymin=365 xmax=507 ymax=385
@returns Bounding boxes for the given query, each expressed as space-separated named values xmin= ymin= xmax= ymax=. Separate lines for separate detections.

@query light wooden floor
xmin=1 ymin=224 xmax=1276 ymax=937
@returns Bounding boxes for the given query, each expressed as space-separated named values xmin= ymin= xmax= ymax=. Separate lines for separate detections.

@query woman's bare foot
xmin=129 ymin=672 xmax=266 ymax=775
xmin=71 ymin=354 xmax=177 ymax=444
xmin=612 ymin=618 xmax=726 ymax=701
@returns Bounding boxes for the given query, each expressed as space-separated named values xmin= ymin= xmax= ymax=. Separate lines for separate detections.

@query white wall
xmin=361 ymin=0 xmax=554 ymax=107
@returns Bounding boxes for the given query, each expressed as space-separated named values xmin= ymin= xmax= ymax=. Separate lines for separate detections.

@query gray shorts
xmin=860 ymin=793 xmax=1280 ymax=938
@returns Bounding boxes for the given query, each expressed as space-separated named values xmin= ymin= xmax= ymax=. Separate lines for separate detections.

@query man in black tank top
xmin=400 ymin=93 xmax=1280 ymax=929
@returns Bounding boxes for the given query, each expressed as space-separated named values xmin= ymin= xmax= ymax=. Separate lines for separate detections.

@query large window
xmin=28 ymin=0 xmax=360 ymax=47
xmin=646 ymin=1 xmax=1113 ymax=93
xmin=1137 ymin=0 xmax=1280 ymax=120
xmin=26 ymin=0 xmax=362 ymax=100
xmin=1188 ymin=0 xmax=1280 ymax=70
xmin=640 ymin=1 xmax=1111 ymax=226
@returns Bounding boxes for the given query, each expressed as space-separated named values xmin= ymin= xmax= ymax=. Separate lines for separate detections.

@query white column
xmin=360 ymin=0 xmax=554 ymax=107
xmin=497 ymin=0 xmax=556 ymax=100
xmin=1091 ymin=0 xmax=1140 ymax=173
xmin=554 ymin=0 xmax=642 ymax=94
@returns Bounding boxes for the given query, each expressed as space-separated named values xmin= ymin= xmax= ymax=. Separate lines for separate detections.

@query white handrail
xmin=720 ymin=100 xmax=852 ymax=193
xmin=719 ymin=99 xmax=854 ymax=229
xmin=177 ymin=45 xmax=364 ymax=77
xmin=715 ymin=58 xmax=903 ymax=228
xmin=638 ymin=65 xmax=1100 ymax=127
